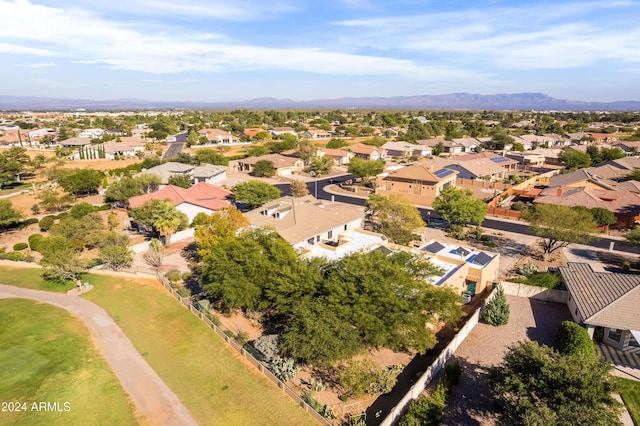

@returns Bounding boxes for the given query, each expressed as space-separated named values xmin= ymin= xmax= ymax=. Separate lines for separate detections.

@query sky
xmin=1 ymin=0 xmax=640 ymax=103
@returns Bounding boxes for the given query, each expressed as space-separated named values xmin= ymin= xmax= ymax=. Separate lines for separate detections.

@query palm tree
xmin=152 ymin=201 xmax=183 ymax=246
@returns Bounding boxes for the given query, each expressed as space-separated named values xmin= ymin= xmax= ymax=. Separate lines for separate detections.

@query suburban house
xmin=137 ymin=161 xmax=228 ymax=185
xmin=548 ymin=168 xmax=618 ymax=190
xmin=268 ymin=127 xmax=297 ymax=138
xmin=197 ymin=128 xmax=237 ymax=144
xmin=241 ymin=128 xmax=266 ymax=139
xmin=349 ymin=143 xmax=387 ymax=161
xmin=456 ymin=152 xmax=519 ymax=172
xmin=450 ymin=138 xmax=480 ymax=153
xmin=505 ymin=151 xmax=547 ymax=167
xmin=234 ymin=154 xmax=304 ymax=176
xmin=613 ymin=141 xmax=640 ymax=156
xmin=302 ymin=129 xmax=332 ymax=140
xmin=26 ymin=128 xmax=56 ymax=141
xmin=560 ymin=262 xmax=640 ymax=354
xmin=243 ymin=195 xmax=365 ymax=252
xmin=590 ymin=133 xmax=618 ymax=143
xmin=376 ymin=164 xmax=457 ymax=205
xmin=317 ymin=148 xmax=354 ymax=165
xmin=58 ymin=137 xmax=92 ymax=149
xmin=381 ymin=141 xmax=432 ymax=158
xmin=442 ymin=157 xmax=508 ymax=181
xmin=78 ymin=128 xmax=105 ymax=139
xmin=302 ymin=230 xmax=499 ymax=300
xmin=534 ymin=186 xmax=640 ymax=228
xmin=128 ymin=182 xmax=232 ymax=222
xmin=419 ymin=239 xmax=499 ymax=297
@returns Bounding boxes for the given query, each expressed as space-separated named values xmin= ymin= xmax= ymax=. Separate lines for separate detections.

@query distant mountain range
xmin=1 ymin=92 xmax=639 ymax=111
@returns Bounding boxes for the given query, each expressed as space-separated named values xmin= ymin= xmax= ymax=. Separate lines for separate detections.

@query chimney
xmin=556 ymin=187 xmax=563 ymax=196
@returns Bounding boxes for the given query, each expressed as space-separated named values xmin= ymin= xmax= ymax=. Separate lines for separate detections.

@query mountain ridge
xmin=1 ymin=92 xmax=639 ymax=111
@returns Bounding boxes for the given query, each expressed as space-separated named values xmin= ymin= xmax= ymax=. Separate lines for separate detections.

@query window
xmin=344 ymin=224 xmax=347 ymax=231
xmin=608 ymin=329 xmax=622 ymax=342
xmin=327 ymin=230 xmax=333 ymax=239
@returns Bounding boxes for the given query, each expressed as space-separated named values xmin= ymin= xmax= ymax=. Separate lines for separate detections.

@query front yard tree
xmin=365 ymin=194 xmax=425 ymax=245
xmin=40 ymin=235 xmax=86 ymax=282
xmin=432 ymin=186 xmax=487 ymax=226
xmin=252 ymin=160 xmax=276 ymax=177
xmin=152 ymin=201 xmax=187 ymax=245
xmin=524 ymin=204 xmax=598 ymax=260
xmin=36 ymin=188 xmax=75 ymax=212
xmin=0 ymin=199 xmax=22 ymax=228
xmin=624 ymin=226 xmax=640 ymax=247
xmin=168 ymin=174 xmax=193 ymax=188
xmin=59 ymin=169 xmax=104 ymax=196
xmin=348 ymin=157 xmax=385 ymax=185
xmin=231 ymin=180 xmax=281 ymax=209
xmin=98 ymin=232 xmax=133 ymax=271
xmin=289 ymin=180 xmax=309 ymax=198
xmin=306 ymin=155 xmax=334 ymax=176
xmin=490 ymin=341 xmax=621 ymax=426
xmin=590 ymin=207 xmax=617 ymax=229
xmin=558 ymin=148 xmax=591 ymax=169
xmin=554 ymin=321 xmax=595 ymax=360
xmin=194 ymin=206 xmax=249 ymax=258
xmin=0 ymin=147 xmax=30 ymax=188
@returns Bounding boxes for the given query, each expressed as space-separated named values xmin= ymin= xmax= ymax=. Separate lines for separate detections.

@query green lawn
xmin=0 ymin=267 xmax=75 ymax=293
xmin=0 ymin=299 xmax=139 ymax=426
xmin=618 ymin=377 xmax=640 ymax=425
xmin=81 ymin=274 xmax=315 ymax=425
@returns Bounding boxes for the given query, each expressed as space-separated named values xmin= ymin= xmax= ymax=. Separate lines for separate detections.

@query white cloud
xmin=49 ymin=0 xmax=298 ymax=21
xmin=0 ymin=0 xmax=478 ymax=81
xmin=13 ymin=62 xmax=55 ymax=68
xmin=334 ymin=2 xmax=640 ymax=69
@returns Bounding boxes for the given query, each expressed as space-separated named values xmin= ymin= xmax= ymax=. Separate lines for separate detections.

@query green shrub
xmin=554 ymin=321 xmax=595 ymax=360
xmin=39 ymin=216 xmax=55 ymax=231
xmin=28 ymin=234 xmax=45 ymax=251
xmin=511 ymin=201 xmax=526 ymax=211
xmin=165 ymin=269 xmax=182 ymax=282
xmin=181 ymin=272 xmax=192 ymax=281
xmin=484 ymin=284 xmax=510 ymax=326
xmin=526 ymin=272 xmax=562 ymax=289
xmin=338 ymin=359 xmax=401 ymax=397
xmin=22 ymin=217 xmax=39 ymax=225
xmin=86 ymin=258 xmax=104 ymax=268
xmin=70 ymin=202 xmax=96 ymax=219
xmin=444 ymin=360 xmax=463 ymax=388
xmin=54 ymin=212 xmax=69 ymax=220
xmin=98 ymin=204 xmax=112 ymax=211
xmin=12 ymin=243 xmax=28 ymax=251
xmin=0 ymin=251 xmax=33 ymax=262
xmin=399 ymin=384 xmax=446 ymax=426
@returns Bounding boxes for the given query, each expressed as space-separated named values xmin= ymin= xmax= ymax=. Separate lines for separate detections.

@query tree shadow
xmin=440 ymin=357 xmax=501 ymax=426
xmin=364 ymin=327 xmax=456 ymax=425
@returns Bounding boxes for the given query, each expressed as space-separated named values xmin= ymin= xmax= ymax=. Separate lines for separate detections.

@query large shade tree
xmin=348 ymin=158 xmax=385 ymax=185
xmin=231 ymin=180 xmax=281 ymax=209
xmin=524 ymin=203 xmax=598 ymax=260
xmin=432 ymin=186 xmax=487 ymax=226
xmin=365 ymin=194 xmax=425 ymax=245
xmin=490 ymin=341 xmax=621 ymax=426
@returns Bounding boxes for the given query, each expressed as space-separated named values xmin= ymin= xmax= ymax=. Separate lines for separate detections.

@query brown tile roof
xmin=559 ymin=262 xmax=640 ymax=330
xmin=244 ymin=195 xmax=364 ymax=245
xmin=535 ymin=186 xmax=640 ymax=214
xmin=129 ymin=182 xmax=231 ymax=211
xmin=384 ymin=165 xmax=456 ymax=182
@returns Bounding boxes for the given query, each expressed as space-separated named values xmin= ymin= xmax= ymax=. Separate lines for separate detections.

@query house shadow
xmin=495 ymin=237 xmax=530 ymax=262
xmin=526 ymin=298 xmax=572 ymax=347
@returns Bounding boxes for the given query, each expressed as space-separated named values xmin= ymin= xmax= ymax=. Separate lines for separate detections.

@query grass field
xmin=0 ymin=299 xmax=138 ymax=426
xmin=81 ymin=274 xmax=315 ymax=426
xmin=0 ymin=267 xmax=315 ymax=425
xmin=0 ymin=267 xmax=75 ymax=292
xmin=618 ymin=377 xmax=640 ymax=425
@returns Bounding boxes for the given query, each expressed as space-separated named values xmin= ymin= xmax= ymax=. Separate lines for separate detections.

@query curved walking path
xmin=0 ymin=284 xmax=197 ymax=426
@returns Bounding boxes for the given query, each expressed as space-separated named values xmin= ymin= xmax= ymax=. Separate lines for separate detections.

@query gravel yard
xmin=441 ymin=294 xmax=572 ymax=425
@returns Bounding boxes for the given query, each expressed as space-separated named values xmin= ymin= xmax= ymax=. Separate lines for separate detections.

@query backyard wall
xmin=500 ymin=281 xmax=568 ymax=303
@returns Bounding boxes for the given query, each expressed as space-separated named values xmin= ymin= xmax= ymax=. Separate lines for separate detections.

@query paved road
xmin=283 ymin=174 xmax=640 ymax=256
xmin=162 ymin=142 xmax=185 ymax=161
xmin=0 ymin=284 xmax=197 ymax=426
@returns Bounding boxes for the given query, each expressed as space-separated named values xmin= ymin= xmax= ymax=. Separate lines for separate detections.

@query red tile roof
xmin=129 ymin=182 xmax=232 ymax=211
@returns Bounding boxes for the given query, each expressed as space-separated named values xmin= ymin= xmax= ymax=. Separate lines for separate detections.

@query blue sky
xmin=1 ymin=0 xmax=639 ymax=102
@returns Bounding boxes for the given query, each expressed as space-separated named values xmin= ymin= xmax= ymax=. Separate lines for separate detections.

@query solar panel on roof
xmin=434 ymin=168 xmax=454 ymax=178
xmin=472 ymin=252 xmax=493 ymax=266
xmin=422 ymin=241 xmax=445 ymax=253
xmin=491 ymin=157 xmax=509 ymax=163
